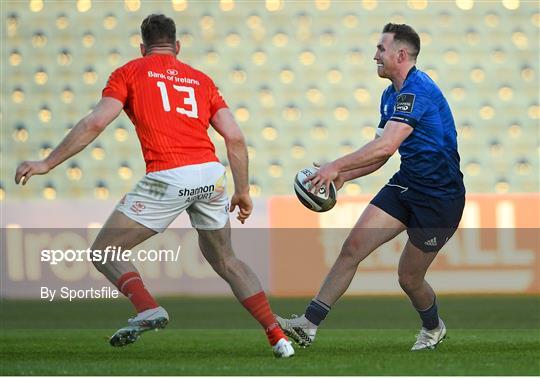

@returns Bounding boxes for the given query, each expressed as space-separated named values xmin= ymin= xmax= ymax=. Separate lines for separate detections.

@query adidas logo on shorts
xmin=424 ymin=237 xmax=438 ymax=247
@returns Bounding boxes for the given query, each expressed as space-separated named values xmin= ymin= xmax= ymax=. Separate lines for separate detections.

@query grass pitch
xmin=1 ymin=296 xmax=539 ymax=375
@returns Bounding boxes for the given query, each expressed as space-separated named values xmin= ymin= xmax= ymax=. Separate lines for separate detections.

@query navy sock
xmin=305 ymin=298 xmax=331 ymax=326
xmin=417 ymin=299 xmax=439 ymax=330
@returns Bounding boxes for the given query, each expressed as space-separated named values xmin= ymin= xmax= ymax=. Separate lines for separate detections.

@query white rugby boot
xmin=109 ymin=306 xmax=169 ymax=347
xmin=411 ymin=318 xmax=446 ymax=351
xmin=275 ymin=314 xmax=317 ymax=347
xmin=272 ymin=338 xmax=295 ymax=358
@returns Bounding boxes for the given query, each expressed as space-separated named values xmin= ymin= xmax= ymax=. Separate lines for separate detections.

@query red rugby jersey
xmin=102 ymin=54 xmax=227 ymax=173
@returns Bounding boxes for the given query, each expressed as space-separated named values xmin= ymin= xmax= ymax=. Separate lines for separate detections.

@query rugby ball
xmin=294 ymin=167 xmax=337 ymax=212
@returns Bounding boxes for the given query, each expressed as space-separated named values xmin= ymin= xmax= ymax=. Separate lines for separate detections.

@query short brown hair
xmin=140 ymin=14 xmax=176 ymax=47
xmin=382 ymin=23 xmax=420 ymax=60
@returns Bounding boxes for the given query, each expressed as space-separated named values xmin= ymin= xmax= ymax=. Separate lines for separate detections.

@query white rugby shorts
xmin=116 ymin=162 xmax=229 ymax=232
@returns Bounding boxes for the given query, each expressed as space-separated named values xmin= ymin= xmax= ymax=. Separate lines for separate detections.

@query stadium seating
xmin=3 ymin=0 xmax=538 ymax=200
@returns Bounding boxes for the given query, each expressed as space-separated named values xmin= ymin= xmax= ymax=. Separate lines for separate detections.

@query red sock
xmin=116 ymin=272 xmax=159 ymax=313
xmin=241 ymin=291 xmax=287 ymax=345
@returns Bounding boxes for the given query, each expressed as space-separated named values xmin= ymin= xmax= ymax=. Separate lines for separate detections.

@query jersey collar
xmin=405 ymin=65 xmax=417 ymax=80
xmin=391 ymin=66 xmax=417 ymax=94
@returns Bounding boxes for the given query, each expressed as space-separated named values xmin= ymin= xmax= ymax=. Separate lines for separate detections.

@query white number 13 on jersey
xmin=156 ymin=81 xmax=198 ymax=118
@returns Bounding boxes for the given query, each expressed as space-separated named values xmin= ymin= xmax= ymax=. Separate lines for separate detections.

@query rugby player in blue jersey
xmin=277 ymin=23 xmax=465 ymax=351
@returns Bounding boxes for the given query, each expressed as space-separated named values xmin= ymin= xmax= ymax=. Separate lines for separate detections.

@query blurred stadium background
xmin=2 ymin=0 xmax=538 ymax=200
xmin=0 ymin=0 xmax=539 ymax=298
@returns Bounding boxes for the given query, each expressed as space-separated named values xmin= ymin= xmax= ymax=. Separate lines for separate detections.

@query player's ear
xmin=140 ymin=43 xmax=147 ymax=56
xmin=175 ymin=40 xmax=180 ymax=55
xmin=398 ymin=48 xmax=406 ymax=63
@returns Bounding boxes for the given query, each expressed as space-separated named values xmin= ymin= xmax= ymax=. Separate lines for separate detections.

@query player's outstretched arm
xmin=336 ymin=158 xmax=389 ymax=189
xmin=307 ymin=121 xmax=413 ymax=194
xmin=15 ymin=97 xmax=123 ymax=185
xmin=334 ymin=120 xmax=413 ymax=172
xmin=331 ymin=135 xmax=388 ymax=189
xmin=210 ymin=108 xmax=252 ymax=224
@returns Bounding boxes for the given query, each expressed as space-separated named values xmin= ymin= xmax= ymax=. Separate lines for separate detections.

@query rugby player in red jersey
xmin=14 ymin=14 xmax=293 ymax=358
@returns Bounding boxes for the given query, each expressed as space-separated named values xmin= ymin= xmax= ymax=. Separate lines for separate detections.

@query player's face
xmin=374 ymin=33 xmax=398 ymax=79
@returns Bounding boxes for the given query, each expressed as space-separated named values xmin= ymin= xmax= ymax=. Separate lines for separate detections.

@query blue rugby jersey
xmin=377 ymin=66 xmax=465 ymax=198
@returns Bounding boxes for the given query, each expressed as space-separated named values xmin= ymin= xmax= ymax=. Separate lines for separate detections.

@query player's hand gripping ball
xmin=294 ymin=167 xmax=337 ymax=212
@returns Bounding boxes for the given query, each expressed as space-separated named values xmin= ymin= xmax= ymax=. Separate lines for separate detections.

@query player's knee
xmin=339 ymin=237 xmax=363 ymax=262
xmin=398 ymin=272 xmax=422 ymax=293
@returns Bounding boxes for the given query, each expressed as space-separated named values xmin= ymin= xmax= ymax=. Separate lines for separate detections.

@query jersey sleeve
xmin=208 ymin=80 xmax=228 ymax=117
xmin=102 ymin=66 xmax=128 ymax=105
xmin=389 ymin=84 xmax=429 ymax=128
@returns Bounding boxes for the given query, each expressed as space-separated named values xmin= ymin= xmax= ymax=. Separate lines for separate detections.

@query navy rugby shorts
xmin=370 ymin=183 xmax=465 ymax=253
